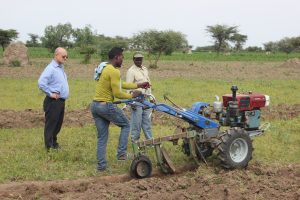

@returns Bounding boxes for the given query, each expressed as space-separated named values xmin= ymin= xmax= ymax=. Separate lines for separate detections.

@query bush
xmin=10 ymin=60 xmax=21 ymax=67
xmin=149 ymin=64 xmax=158 ymax=69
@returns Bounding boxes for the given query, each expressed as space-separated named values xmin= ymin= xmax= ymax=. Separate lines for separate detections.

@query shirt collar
xmin=133 ymin=64 xmax=145 ymax=70
xmin=51 ymin=60 xmax=63 ymax=68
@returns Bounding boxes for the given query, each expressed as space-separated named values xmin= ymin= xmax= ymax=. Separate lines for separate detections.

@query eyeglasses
xmin=62 ymin=55 xmax=68 ymax=59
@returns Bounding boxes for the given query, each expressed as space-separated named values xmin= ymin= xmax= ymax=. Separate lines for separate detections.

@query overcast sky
xmin=1 ymin=0 xmax=299 ymax=48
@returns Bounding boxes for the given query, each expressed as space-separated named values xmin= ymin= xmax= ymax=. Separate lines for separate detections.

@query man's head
xmin=108 ymin=47 xmax=124 ymax=68
xmin=133 ymin=52 xmax=144 ymax=68
xmin=54 ymin=47 xmax=68 ymax=65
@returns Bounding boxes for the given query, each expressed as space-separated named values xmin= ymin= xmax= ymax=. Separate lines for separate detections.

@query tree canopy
xmin=0 ymin=29 xmax=18 ymax=50
xmin=131 ymin=30 xmax=188 ymax=68
xmin=73 ymin=25 xmax=97 ymax=63
xmin=26 ymin=33 xmax=40 ymax=47
xmin=206 ymin=25 xmax=238 ymax=54
xmin=264 ymin=37 xmax=300 ymax=53
xmin=96 ymin=35 xmax=130 ymax=60
xmin=41 ymin=23 xmax=74 ymax=52
xmin=231 ymin=33 xmax=248 ymax=52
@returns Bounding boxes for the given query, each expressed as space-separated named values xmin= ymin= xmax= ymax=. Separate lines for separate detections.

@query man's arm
xmin=110 ymin=68 xmax=136 ymax=99
xmin=38 ymin=66 xmax=52 ymax=96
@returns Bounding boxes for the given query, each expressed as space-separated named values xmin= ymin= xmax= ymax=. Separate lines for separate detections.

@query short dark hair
xmin=108 ymin=47 xmax=123 ymax=60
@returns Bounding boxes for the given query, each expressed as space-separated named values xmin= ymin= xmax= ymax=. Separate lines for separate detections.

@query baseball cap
xmin=133 ymin=52 xmax=144 ymax=58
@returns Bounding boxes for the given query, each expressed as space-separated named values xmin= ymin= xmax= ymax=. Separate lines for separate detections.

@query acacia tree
xmin=0 ymin=29 xmax=18 ymax=50
xmin=231 ymin=33 xmax=248 ymax=52
xmin=26 ymin=33 xmax=40 ymax=47
xmin=41 ymin=23 xmax=73 ymax=52
xmin=206 ymin=24 xmax=238 ymax=54
xmin=131 ymin=30 xmax=188 ymax=68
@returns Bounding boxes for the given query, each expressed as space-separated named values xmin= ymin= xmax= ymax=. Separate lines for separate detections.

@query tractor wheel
xmin=195 ymin=141 xmax=214 ymax=160
xmin=130 ymin=155 xmax=152 ymax=179
xmin=217 ymin=128 xmax=253 ymax=169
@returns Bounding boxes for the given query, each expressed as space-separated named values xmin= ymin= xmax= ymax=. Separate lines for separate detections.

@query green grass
xmin=153 ymin=79 xmax=300 ymax=107
xmin=0 ymin=78 xmax=299 ymax=110
xmin=0 ymin=118 xmax=299 ymax=183
xmin=27 ymin=48 xmax=300 ymax=61
xmin=2 ymin=47 xmax=299 ymax=61
xmin=156 ymin=51 xmax=300 ymax=62
xmin=253 ymin=117 xmax=300 ymax=163
xmin=0 ymin=125 xmax=179 ymax=182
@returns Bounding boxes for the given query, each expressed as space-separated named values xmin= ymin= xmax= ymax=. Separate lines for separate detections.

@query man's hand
xmin=137 ymin=82 xmax=151 ymax=89
xmin=50 ymin=92 xmax=60 ymax=100
xmin=131 ymin=90 xmax=142 ymax=98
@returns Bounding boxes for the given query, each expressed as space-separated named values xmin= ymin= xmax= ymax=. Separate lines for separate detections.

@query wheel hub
xmin=229 ymin=138 xmax=248 ymax=163
xmin=136 ymin=161 xmax=151 ymax=177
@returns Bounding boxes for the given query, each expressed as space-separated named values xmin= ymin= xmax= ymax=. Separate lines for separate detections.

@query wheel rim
xmin=136 ymin=161 xmax=150 ymax=178
xmin=229 ymin=138 xmax=248 ymax=163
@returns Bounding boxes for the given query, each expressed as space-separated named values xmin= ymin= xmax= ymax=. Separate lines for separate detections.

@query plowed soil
xmin=0 ymin=58 xmax=300 ymax=80
xmin=0 ymin=163 xmax=299 ymax=200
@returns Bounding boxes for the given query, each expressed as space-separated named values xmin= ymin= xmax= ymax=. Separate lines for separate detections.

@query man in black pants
xmin=38 ymin=47 xmax=69 ymax=150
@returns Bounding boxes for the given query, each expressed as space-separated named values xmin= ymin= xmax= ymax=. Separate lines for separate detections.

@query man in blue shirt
xmin=38 ymin=47 xmax=69 ymax=150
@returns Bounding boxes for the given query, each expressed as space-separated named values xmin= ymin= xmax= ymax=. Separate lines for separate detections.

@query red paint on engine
xmin=222 ymin=93 xmax=266 ymax=111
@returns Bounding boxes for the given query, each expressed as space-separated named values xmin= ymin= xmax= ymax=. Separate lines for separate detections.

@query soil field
xmin=0 ymin=163 xmax=299 ymax=200
xmin=0 ymin=59 xmax=299 ymax=80
xmin=0 ymin=104 xmax=300 ymax=129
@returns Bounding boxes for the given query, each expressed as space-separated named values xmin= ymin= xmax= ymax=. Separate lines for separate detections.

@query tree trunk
xmin=153 ymin=50 xmax=162 ymax=68
xmin=147 ymin=51 xmax=153 ymax=66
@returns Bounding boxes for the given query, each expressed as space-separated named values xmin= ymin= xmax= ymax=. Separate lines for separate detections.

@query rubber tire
xmin=130 ymin=155 xmax=152 ymax=179
xmin=217 ymin=128 xmax=253 ymax=169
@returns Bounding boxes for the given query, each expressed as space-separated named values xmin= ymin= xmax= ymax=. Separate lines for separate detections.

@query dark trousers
xmin=43 ymin=96 xmax=65 ymax=149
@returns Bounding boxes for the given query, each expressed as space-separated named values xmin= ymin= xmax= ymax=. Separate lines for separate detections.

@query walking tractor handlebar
xmin=117 ymin=86 xmax=271 ymax=179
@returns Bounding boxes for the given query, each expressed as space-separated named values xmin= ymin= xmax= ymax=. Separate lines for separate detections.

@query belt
xmin=93 ymin=100 xmax=108 ymax=104
xmin=46 ymin=96 xmax=65 ymax=102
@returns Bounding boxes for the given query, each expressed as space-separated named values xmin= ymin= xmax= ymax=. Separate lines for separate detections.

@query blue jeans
xmin=91 ymin=101 xmax=130 ymax=170
xmin=130 ymin=106 xmax=153 ymax=142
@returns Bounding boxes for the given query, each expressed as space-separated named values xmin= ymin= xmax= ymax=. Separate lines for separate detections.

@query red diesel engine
xmin=222 ymin=93 xmax=267 ymax=111
xmin=215 ymin=86 xmax=270 ymax=130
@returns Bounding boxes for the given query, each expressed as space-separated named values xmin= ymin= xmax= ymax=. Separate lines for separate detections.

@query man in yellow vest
xmin=91 ymin=47 xmax=149 ymax=172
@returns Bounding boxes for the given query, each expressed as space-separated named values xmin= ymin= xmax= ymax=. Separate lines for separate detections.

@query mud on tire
xmin=217 ymin=128 xmax=253 ymax=169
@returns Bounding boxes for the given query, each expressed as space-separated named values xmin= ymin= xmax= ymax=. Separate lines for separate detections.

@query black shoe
xmin=53 ymin=143 xmax=60 ymax=149
xmin=45 ymin=145 xmax=60 ymax=151
xmin=97 ymin=168 xmax=106 ymax=172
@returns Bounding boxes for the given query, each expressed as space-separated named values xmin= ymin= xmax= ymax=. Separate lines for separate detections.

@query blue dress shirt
xmin=38 ymin=60 xmax=69 ymax=99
